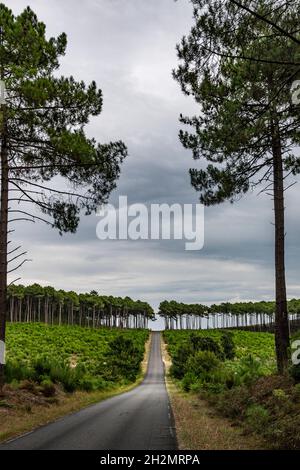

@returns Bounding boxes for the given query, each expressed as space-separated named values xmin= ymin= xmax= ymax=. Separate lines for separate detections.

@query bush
xmin=190 ymin=334 xmax=224 ymax=359
xmin=272 ymin=388 xmax=288 ymax=401
xmin=215 ymin=385 xmax=252 ymax=419
xmin=8 ymin=379 xmax=20 ymax=391
xmin=105 ymin=336 xmax=143 ymax=382
xmin=32 ymin=356 xmax=86 ymax=393
xmin=245 ymin=404 xmax=271 ymax=433
xmin=269 ymin=414 xmax=300 ymax=449
xmin=180 ymin=356 xmax=235 ymax=394
xmin=5 ymin=359 xmax=33 ymax=383
xmin=78 ymin=377 xmax=97 ymax=392
xmin=186 ymin=351 xmax=221 ymax=378
xmin=221 ymin=332 xmax=235 ymax=360
xmin=78 ymin=376 xmax=108 ymax=392
xmin=205 ymin=368 xmax=236 ymax=393
xmin=170 ymin=335 xmax=224 ymax=380
xmin=234 ymin=355 xmax=265 ymax=386
xmin=182 ymin=372 xmax=198 ymax=392
xmin=170 ymin=344 xmax=193 ymax=379
xmin=33 ymin=356 xmax=52 ymax=379
xmin=52 ymin=364 xmax=86 ymax=393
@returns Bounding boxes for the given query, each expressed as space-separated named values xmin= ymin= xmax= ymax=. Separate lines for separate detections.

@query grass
xmin=167 ymin=383 xmax=267 ymax=450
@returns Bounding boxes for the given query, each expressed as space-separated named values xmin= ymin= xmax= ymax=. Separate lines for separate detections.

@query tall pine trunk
xmin=0 ymin=107 xmax=8 ymax=389
xmin=271 ymin=110 xmax=290 ymax=374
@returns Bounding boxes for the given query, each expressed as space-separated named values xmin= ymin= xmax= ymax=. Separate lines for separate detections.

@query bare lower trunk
xmin=271 ymin=113 xmax=290 ymax=374
xmin=0 ymin=118 xmax=8 ymax=389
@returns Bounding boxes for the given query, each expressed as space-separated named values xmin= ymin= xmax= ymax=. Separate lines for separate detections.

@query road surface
xmin=1 ymin=332 xmax=177 ymax=450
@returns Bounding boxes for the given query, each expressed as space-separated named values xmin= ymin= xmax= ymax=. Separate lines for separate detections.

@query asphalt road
xmin=1 ymin=332 xmax=177 ymax=450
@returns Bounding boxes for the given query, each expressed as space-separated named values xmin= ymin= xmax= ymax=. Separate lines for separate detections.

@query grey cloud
xmin=7 ymin=0 xmax=300 ymax=311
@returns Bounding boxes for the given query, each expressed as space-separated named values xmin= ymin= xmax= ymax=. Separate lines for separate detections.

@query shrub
xmin=221 ymin=332 xmax=235 ymax=360
xmin=214 ymin=385 xmax=252 ymax=419
xmin=182 ymin=372 xmax=198 ymax=392
xmin=170 ymin=336 xmax=224 ymax=380
xmin=186 ymin=351 xmax=221 ymax=378
xmin=207 ymin=368 xmax=236 ymax=391
xmin=245 ymin=404 xmax=271 ymax=433
xmin=192 ymin=366 xmax=236 ymax=394
xmin=272 ymin=388 xmax=288 ymax=401
xmin=5 ymin=359 xmax=33 ymax=383
xmin=33 ymin=356 xmax=53 ymax=379
xmin=105 ymin=336 xmax=143 ymax=382
xmin=9 ymin=379 xmax=20 ymax=391
xmin=52 ymin=364 xmax=85 ymax=393
xmin=190 ymin=334 xmax=224 ymax=359
xmin=269 ymin=414 xmax=300 ymax=449
xmin=78 ymin=377 xmax=96 ymax=392
xmin=78 ymin=376 xmax=107 ymax=392
xmin=31 ymin=356 xmax=87 ymax=393
xmin=201 ymin=381 xmax=227 ymax=394
xmin=234 ymin=355 xmax=265 ymax=386
xmin=170 ymin=344 xmax=193 ymax=379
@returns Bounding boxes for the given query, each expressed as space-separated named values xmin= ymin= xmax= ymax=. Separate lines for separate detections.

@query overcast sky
xmin=7 ymin=0 xmax=300 ymax=320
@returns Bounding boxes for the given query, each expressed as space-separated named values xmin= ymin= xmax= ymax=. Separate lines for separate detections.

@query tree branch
xmin=230 ymin=0 xmax=300 ymax=45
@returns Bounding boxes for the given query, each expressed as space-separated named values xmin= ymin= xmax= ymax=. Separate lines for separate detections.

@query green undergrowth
xmin=164 ymin=329 xmax=300 ymax=449
xmin=5 ymin=323 xmax=149 ymax=393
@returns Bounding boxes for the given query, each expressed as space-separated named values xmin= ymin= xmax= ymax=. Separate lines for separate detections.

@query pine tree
xmin=230 ymin=0 xmax=300 ymax=49
xmin=0 ymin=4 xmax=127 ymax=387
xmin=173 ymin=0 xmax=300 ymax=373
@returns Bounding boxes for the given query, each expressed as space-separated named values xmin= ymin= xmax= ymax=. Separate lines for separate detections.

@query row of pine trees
xmin=159 ymin=300 xmax=300 ymax=331
xmin=7 ymin=284 xmax=154 ymax=330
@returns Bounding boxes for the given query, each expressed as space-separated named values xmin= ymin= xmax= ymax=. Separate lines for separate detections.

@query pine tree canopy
xmin=173 ymin=0 xmax=300 ymax=205
xmin=0 ymin=3 xmax=127 ymax=233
